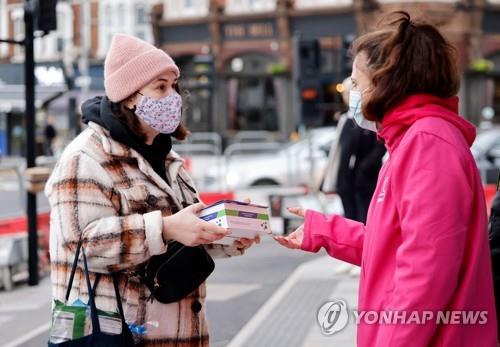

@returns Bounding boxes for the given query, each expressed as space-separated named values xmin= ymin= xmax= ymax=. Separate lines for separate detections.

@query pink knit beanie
xmin=104 ymin=34 xmax=180 ymax=102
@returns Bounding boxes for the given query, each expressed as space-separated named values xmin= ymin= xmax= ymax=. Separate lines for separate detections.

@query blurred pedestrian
xmin=44 ymin=115 xmax=57 ymax=156
xmin=275 ymin=11 xmax=498 ymax=346
xmin=45 ymin=34 xmax=260 ymax=347
xmin=489 ymin=173 xmax=500 ymax=341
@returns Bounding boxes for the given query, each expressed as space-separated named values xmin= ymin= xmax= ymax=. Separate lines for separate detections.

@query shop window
xmin=225 ymin=53 xmax=281 ymax=132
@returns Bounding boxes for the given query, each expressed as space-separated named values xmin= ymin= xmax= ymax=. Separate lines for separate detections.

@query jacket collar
xmin=88 ymin=122 xmax=187 ymax=210
xmin=378 ymin=94 xmax=476 ymax=154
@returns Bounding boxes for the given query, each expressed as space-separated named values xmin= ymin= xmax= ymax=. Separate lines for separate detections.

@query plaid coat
xmin=45 ymin=122 xmax=243 ymax=346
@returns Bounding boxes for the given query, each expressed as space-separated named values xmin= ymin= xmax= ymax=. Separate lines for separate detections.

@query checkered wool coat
xmin=45 ymin=122 xmax=244 ymax=346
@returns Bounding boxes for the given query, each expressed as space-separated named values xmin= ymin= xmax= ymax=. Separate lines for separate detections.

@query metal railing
xmin=233 ymin=131 xmax=276 ymax=144
xmin=173 ymin=133 xmax=225 ymax=191
xmin=173 ymin=132 xmax=222 ymax=156
xmin=223 ymin=141 xmax=283 ymax=159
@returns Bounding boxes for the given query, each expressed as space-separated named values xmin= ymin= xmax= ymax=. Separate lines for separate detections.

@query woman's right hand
xmin=162 ymin=203 xmax=230 ymax=246
xmin=274 ymin=207 xmax=305 ymax=250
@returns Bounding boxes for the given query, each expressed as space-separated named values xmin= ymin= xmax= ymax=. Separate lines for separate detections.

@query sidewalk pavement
xmin=0 ymin=256 xmax=359 ymax=347
xmin=227 ymin=255 xmax=359 ymax=347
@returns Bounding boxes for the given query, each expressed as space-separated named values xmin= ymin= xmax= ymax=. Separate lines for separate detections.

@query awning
xmin=0 ymin=84 xmax=67 ymax=113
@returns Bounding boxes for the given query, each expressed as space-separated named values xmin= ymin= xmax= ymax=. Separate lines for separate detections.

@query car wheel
xmin=251 ymin=178 xmax=280 ymax=186
xmin=1 ymin=266 xmax=13 ymax=291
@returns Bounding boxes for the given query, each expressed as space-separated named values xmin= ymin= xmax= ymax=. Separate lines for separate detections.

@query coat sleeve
xmin=374 ymin=132 xmax=470 ymax=346
xmin=45 ymin=151 xmax=167 ymax=273
xmin=301 ymin=210 xmax=365 ymax=266
xmin=203 ymin=243 xmax=245 ymax=259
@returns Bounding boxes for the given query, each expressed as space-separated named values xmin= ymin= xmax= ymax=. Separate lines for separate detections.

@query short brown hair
xmin=111 ymin=83 xmax=190 ymax=141
xmin=351 ymin=11 xmax=460 ymax=122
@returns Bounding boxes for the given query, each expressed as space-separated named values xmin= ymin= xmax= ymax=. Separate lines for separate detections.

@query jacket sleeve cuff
xmin=300 ymin=209 xmax=315 ymax=252
xmin=144 ymin=210 xmax=167 ymax=256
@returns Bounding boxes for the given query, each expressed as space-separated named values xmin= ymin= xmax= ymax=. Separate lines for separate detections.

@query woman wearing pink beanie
xmin=45 ymin=34 xmax=259 ymax=346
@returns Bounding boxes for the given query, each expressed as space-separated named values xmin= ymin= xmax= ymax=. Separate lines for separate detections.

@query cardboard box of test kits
xmin=199 ymin=200 xmax=270 ymax=245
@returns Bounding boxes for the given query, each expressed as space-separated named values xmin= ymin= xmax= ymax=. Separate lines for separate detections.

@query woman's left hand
xmin=233 ymin=197 xmax=263 ymax=252
xmin=234 ymin=236 xmax=261 ymax=252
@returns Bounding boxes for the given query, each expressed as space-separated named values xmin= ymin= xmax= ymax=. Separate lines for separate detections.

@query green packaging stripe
xmin=216 ymin=209 xmax=269 ymax=221
xmin=52 ymin=300 xmax=88 ymax=339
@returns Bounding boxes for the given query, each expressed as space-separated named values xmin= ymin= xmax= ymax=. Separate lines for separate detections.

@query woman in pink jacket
xmin=276 ymin=11 xmax=499 ymax=346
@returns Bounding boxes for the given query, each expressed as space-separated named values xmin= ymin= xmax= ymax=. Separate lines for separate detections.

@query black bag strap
xmin=65 ymin=239 xmax=100 ymax=302
xmin=82 ymin=246 xmax=101 ymax=333
xmin=64 ymin=239 xmax=127 ymax=329
xmin=111 ymin=273 xmax=126 ymax=324
xmin=65 ymin=239 xmax=82 ymax=302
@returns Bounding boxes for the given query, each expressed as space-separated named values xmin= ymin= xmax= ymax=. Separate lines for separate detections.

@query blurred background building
xmin=1 ymin=0 xmax=500 ymax=154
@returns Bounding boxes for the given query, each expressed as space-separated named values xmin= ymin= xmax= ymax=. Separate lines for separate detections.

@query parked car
xmin=471 ymin=126 xmax=500 ymax=184
xmin=202 ymin=127 xmax=337 ymax=191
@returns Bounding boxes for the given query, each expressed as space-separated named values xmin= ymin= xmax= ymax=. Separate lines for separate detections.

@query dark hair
xmin=110 ymin=83 xmax=190 ymax=141
xmin=351 ymin=11 xmax=460 ymax=122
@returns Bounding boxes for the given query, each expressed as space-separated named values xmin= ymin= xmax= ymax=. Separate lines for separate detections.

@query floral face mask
xmin=135 ymin=91 xmax=182 ymax=134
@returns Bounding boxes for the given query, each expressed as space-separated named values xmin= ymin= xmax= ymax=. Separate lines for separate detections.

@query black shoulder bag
xmin=139 ymin=176 xmax=215 ymax=304
xmin=140 ymin=240 xmax=215 ymax=304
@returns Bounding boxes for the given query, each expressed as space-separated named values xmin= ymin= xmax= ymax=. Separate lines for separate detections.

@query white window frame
xmin=134 ymin=3 xmax=153 ymax=43
xmin=378 ymin=0 xmax=457 ymax=2
xmin=0 ymin=0 xmax=8 ymax=58
xmin=225 ymin=0 xmax=277 ymax=15
xmin=294 ymin=0 xmax=352 ymax=9
xmin=99 ymin=0 xmax=157 ymax=58
xmin=163 ymin=0 xmax=209 ymax=20
xmin=10 ymin=6 xmax=24 ymax=61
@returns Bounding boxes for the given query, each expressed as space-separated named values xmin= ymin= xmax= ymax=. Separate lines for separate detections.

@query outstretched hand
xmin=274 ymin=207 xmax=305 ymax=250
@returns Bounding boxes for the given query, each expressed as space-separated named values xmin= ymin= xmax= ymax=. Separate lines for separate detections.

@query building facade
xmin=153 ymin=0 xmax=357 ymax=139
xmin=153 ymin=0 xmax=500 ymax=140
xmin=2 ymin=0 xmax=500 ymax=154
xmin=0 ymin=0 xmax=161 ymax=155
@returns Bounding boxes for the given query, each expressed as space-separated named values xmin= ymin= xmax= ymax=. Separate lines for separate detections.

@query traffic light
xmin=36 ymin=0 xmax=58 ymax=34
xmin=299 ymin=39 xmax=321 ymax=77
xmin=300 ymin=79 xmax=322 ymax=127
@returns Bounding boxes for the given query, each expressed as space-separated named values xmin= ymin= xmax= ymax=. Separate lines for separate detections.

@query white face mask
xmin=349 ymin=89 xmax=377 ymax=132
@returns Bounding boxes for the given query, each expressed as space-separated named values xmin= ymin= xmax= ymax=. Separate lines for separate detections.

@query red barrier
xmin=199 ymin=192 xmax=235 ymax=205
xmin=183 ymin=157 xmax=192 ymax=174
xmin=485 ymin=184 xmax=497 ymax=215
xmin=0 ymin=212 xmax=50 ymax=236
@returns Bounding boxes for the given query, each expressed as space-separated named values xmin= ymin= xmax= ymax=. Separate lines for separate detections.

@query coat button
xmin=191 ymin=300 xmax=202 ymax=313
xmin=146 ymin=195 xmax=158 ymax=206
